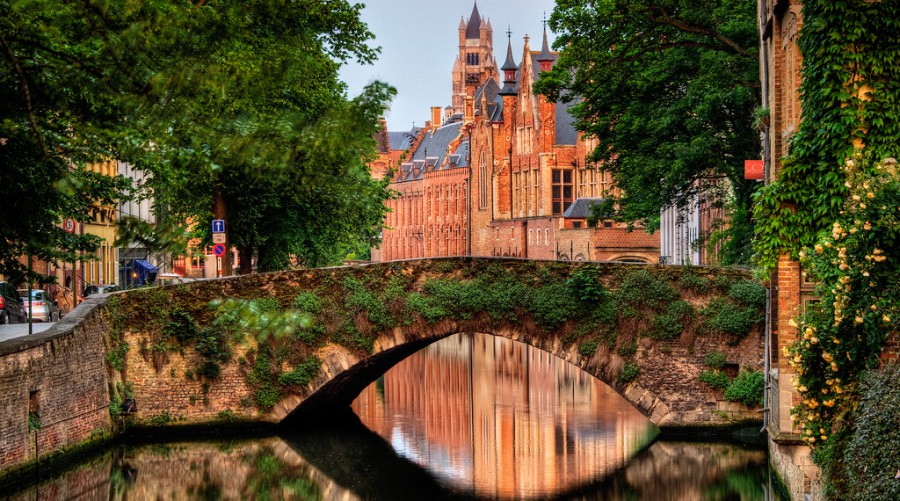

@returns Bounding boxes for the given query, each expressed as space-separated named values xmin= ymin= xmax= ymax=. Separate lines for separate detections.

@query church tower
xmin=451 ymin=2 xmax=498 ymax=116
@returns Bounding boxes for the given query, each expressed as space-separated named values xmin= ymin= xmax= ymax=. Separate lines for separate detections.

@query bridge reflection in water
xmin=352 ymin=333 xmax=659 ymax=498
xmin=4 ymin=335 xmax=774 ymax=500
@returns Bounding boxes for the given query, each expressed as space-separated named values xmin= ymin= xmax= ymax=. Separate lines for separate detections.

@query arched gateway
xmin=104 ymin=258 xmax=764 ymax=430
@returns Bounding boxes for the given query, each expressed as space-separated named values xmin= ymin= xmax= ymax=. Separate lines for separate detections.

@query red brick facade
xmin=371 ymin=4 xmax=659 ymax=263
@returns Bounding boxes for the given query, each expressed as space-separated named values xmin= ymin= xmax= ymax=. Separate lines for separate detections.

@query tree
xmin=1 ymin=0 xmax=394 ymax=281
xmin=534 ymin=0 xmax=760 ymax=264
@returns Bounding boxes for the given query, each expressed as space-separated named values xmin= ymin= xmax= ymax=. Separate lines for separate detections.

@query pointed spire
xmin=459 ymin=17 xmax=466 ymax=30
xmin=466 ymin=1 xmax=482 ymax=39
xmin=500 ymin=27 xmax=519 ymax=96
xmin=537 ymin=13 xmax=553 ymax=63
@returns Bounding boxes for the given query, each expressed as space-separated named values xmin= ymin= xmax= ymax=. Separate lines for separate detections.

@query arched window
xmin=479 ymin=151 xmax=487 ymax=209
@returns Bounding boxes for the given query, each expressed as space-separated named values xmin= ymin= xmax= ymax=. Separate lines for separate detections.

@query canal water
xmin=4 ymin=333 xmax=779 ymax=500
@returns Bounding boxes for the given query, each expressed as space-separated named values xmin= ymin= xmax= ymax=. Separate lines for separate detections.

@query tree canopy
xmin=1 ymin=0 xmax=394 ymax=282
xmin=535 ymin=0 xmax=760 ymax=264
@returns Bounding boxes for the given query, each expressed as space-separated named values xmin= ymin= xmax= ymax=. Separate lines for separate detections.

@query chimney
xmin=431 ymin=106 xmax=443 ymax=129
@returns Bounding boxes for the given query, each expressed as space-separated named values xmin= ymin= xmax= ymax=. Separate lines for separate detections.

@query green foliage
xmin=149 ymin=412 xmax=173 ymax=426
xmin=724 ymin=369 xmax=764 ymax=407
xmin=786 ymin=155 xmax=900 ymax=468
xmin=217 ymin=410 xmax=237 ymax=423
xmin=618 ymin=270 xmax=679 ymax=312
xmin=617 ymin=363 xmax=640 ymax=384
xmin=537 ymin=0 xmax=760 ymax=264
xmin=567 ymin=266 xmax=609 ymax=304
xmin=163 ymin=307 xmax=200 ymax=344
xmin=0 ymin=0 xmax=394 ymax=280
xmin=823 ymin=362 xmax=900 ymax=500
xmin=578 ymin=339 xmax=599 ymax=358
xmin=343 ymin=276 xmax=392 ymax=328
xmin=28 ymin=411 xmax=40 ymax=432
xmin=650 ymin=300 xmax=694 ymax=340
xmin=293 ymin=292 xmax=322 ymax=314
xmin=753 ymin=0 xmax=900 ymax=272
xmin=618 ymin=341 xmax=638 ymax=358
xmin=699 ymin=370 xmax=730 ymax=391
xmin=105 ymin=297 xmax=130 ymax=372
xmin=727 ymin=280 xmax=766 ymax=309
xmin=527 ymin=283 xmax=580 ymax=330
xmin=701 ymin=297 xmax=762 ymax=343
xmin=679 ymin=273 xmax=710 ymax=294
xmin=405 ymin=292 xmax=448 ymax=323
xmin=278 ymin=357 xmax=322 ymax=388
xmin=705 ymin=351 xmax=727 ymax=369
xmin=211 ymin=298 xmax=312 ymax=342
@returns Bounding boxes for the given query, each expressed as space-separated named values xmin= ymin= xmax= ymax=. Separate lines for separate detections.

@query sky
xmin=338 ymin=0 xmax=558 ymax=131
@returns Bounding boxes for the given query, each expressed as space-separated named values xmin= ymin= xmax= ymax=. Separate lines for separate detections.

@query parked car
xmin=155 ymin=273 xmax=197 ymax=286
xmin=0 ymin=281 xmax=27 ymax=324
xmin=83 ymin=284 xmax=120 ymax=297
xmin=17 ymin=289 xmax=61 ymax=322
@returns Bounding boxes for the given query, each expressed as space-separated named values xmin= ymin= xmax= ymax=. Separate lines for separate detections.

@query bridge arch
xmin=95 ymin=258 xmax=763 ymax=431
xmin=283 ymin=321 xmax=678 ymax=427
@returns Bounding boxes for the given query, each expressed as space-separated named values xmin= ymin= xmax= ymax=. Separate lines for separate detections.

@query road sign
xmin=212 ymin=233 xmax=226 ymax=244
xmin=63 ymin=219 xmax=77 ymax=234
xmin=212 ymin=219 xmax=225 ymax=233
xmin=212 ymin=243 xmax=227 ymax=256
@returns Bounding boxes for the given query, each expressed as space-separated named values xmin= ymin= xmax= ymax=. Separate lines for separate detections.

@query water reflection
xmin=352 ymin=333 xmax=659 ymax=498
xmin=3 ymin=333 xmax=778 ymax=501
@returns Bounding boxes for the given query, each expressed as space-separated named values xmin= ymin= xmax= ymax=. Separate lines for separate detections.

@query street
xmin=0 ymin=322 xmax=55 ymax=343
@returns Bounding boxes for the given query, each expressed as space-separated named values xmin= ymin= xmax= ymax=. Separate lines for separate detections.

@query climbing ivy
xmin=753 ymin=1 xmax=900 ymax=270
xmin=787 ymin=156 xmax=900 ymax=454
xmin=750 ymin=1 xmax=900 ymax=482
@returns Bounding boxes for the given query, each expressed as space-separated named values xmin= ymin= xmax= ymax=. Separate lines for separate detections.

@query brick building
xmin=373 ymin=3 xmax=659 ymax=263
xmin=761 ymin=1 xmax=821 ymax=499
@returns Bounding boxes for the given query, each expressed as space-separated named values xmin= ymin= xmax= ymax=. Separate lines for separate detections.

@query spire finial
xmin=507 ymin=24 xmax=512 ymax=40
xmin=543 ymin=12 xmax=547 ymax=29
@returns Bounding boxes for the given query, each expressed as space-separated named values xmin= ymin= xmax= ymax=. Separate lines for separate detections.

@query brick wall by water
xmin=0 ymin=297 xmax=113 ymax=477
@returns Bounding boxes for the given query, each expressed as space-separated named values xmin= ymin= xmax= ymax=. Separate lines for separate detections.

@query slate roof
xmin=555 ymin=96 xmax=578 ymax=146
xmin=564 ymin=198 xmax=605 ymax=219
xmin=388 ymin=127 xmax=422 ymax=151
xmin=451 ymin=141 xmax=469 ymax=168
xmin=412 ymin=121 xmax=461 ymax=162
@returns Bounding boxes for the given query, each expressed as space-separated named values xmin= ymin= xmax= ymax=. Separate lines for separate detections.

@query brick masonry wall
xmin=0 ymin=297 xmax=113 ymax=477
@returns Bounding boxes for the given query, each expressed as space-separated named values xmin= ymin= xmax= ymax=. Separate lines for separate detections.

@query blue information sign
xmin=212 ymin=219 xmax=225 ymax=233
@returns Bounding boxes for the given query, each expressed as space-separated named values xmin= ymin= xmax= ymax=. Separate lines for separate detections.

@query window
xmin=466 ymin=53 xmax=480 ymax=66
xmin=573 ymin=221 xmax=582 ymax=229
xmin=479 ymin=152 xmax=487 ymax=209
xmin=551 ymin=169 xmax=574 ymax=215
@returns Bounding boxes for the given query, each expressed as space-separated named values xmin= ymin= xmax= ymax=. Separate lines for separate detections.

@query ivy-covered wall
xmin=102 ymin=258 xmax=766 ymax=429
xmin=756 ymin=1 xmax=900 ymax=498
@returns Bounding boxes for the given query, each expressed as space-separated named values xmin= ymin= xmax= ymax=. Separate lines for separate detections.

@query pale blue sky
xmin=339 ymin=0 xmax=558 ymax=131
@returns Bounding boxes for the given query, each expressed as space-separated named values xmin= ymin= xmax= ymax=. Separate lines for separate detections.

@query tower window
xmin=466 ymin=53 xmax=480 ymax=66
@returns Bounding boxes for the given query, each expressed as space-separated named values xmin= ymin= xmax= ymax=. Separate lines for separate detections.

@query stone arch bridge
xmin=104 ymin=258 xmax=764 ymax=429
xmin=0 ymin=258 xmax=766 ymax=477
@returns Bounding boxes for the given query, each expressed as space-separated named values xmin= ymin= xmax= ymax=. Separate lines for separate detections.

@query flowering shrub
xmin=787 ymin=154 xmax=899 ymax=450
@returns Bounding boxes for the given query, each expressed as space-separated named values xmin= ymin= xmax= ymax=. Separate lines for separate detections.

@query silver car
xmin=18 ymin=289 xmax=61 ymax=322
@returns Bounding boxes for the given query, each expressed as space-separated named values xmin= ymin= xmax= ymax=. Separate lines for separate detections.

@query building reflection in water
xmin=351 ymin=333 xmax=659 ymax=498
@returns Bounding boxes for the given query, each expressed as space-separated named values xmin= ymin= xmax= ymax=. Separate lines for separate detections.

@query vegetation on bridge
xmin=105 ymin=260 xmax=765 ymax=418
